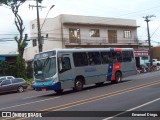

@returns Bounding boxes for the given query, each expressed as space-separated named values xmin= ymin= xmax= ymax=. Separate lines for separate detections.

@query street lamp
xmin=36 ymin=4 xmax=55 ymax=53
xmin=40 ymin=5 xmax=55 ymax=30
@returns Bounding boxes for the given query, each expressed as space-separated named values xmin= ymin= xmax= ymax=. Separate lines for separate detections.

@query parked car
xmin=0 ymin=76 xmax=15 ymax=81
xmin=30 ymin=81 xmax=35 ymax=89
xmin=152 ymin=59 xmax=160 ymax=66
xmin=0 ymin=78 xmax=28 ymax=94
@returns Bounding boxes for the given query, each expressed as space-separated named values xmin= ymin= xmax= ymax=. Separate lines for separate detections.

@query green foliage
xmin=16 ymin=55 xmax=26 ymax=79
xmin=0 ymin=61 xmax=16 ymax=76
xmin=26 ymin=78 xmax=34 ymax=85
xmin=0 ymin=0 xmax=43 ymax=78
xmin=20 ymin=37 xmax=28 ymax=49
xmin=0 ymin=61 xmax=9 ymax=75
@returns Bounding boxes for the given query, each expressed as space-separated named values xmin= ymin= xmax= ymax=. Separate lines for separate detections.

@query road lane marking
xmin=103 ymin=97 xmax=160 ymax=120
xmin=23 ymin=95 xmax=48 ymax=100
xmin=40 ymin=80 xmax=160 ymax=112
xmin=0 ymin=96 xmax=60 ymax=111
xmin=2 ymin=80 xmax=160 ymax=120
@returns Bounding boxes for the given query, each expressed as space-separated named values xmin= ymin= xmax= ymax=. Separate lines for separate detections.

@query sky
xmin=0 ymin=0 xmax=160 ymax=48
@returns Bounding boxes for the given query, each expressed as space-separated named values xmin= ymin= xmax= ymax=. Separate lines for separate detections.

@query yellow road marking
xmin=2 ymin=80 xmax=160 ymax=120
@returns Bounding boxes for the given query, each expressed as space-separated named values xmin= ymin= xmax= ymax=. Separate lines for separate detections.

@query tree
xmin=0 ymin=0 xmax=28 ymax=78
xmin=0 ymin=0 xmax=28 ymax=57
xmin=0 ymin=0 xmax=43 ymax=78
xmin=0 ymin=0 xmax=43 ymax=57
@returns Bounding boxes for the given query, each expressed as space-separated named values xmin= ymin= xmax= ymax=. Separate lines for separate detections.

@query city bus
xmin=33 ymin=48 xmax=137 ymax=93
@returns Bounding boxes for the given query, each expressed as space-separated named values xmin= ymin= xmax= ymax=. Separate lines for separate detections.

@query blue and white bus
xmin=33 ymin=48 xmax=137 ymax=93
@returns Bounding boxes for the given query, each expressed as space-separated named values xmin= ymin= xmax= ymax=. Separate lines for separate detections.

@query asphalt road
xmin=0 ymin=71 xmax=160 ymax=120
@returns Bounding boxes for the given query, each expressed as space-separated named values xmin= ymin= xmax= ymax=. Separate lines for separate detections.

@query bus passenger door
xmin=58 ymin=54 xmax=74 ymax=89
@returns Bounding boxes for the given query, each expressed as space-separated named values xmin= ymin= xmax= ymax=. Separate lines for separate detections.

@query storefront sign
xmin=134 ymin=50 xmax=149 ymax=57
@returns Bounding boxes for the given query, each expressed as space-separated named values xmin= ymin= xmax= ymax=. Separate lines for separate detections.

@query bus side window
xmin=101 ymin=52 xmax=112 ymax=64
xmin=73 ymin=52 xmax=88 ymax=67
xmin=88 ymin=52 xmax=101 ymax=65
xmin=115 ymin=51 xmax=122 ymax=62
xmin=111 ymin=52 xmax=117 ymax=63
xmin=122 ymin=51 xmax=132 ymax=62
xmin=58 ymin=57 xmax=71 ymax=73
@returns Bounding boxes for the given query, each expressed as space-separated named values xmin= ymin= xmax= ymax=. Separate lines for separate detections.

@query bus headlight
xmin=53 ymin=77 xmax=58 ymax=84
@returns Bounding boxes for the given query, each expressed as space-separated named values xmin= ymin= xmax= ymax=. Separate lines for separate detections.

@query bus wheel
xmin=55 ymin=89 xmax=63 ymax=94
xmin=74 ymin=78 xmax=83 ymax=91
xmin=115 ymin=72 xmax=122 ymax=83
xmin=112 ymin=72 xmax=122 ymax=84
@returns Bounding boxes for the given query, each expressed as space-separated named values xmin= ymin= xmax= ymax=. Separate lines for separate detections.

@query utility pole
xmin=29 ymin=0 xmax=46 ymax=53
xmin=143 ymin=15 xmax=155 ymax=66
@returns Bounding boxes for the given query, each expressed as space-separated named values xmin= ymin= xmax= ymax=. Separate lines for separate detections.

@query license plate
xmin=42 ymin=88 xmax=46 ymax=91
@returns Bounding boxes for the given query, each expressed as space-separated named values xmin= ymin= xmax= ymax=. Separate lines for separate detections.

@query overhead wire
xmin=1 ymin=0 xmax=160 ymax=45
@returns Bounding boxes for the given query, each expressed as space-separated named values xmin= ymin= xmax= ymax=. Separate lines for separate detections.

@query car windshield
xmin=34 ymin=57 xmax=56 ymax=79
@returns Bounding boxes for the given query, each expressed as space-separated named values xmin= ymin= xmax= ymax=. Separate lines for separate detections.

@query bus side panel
xmin=107 ymin=64 xmax=114 ymax=81
xmin=85 ymin=65 xmax=107 ymax=85
xmin=59 ymin=69 xmax=75 ymax=90
xmin=121 ymin=59 xmax=137 ymax=77
xmin=73 ymin=66 xmax=98 ymax=85
xmin=72 ymin=64 xmax=107 ymax=85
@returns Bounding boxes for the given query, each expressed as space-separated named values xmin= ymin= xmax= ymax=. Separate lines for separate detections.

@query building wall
xmin=152 ymin=46 xmax=160 ymax=60
xmin=61 ymin=14 xmax=137 ymax=26
xmin=24 ymin=16 xmax=63 ymax=61
xmin=63 ymin=24 xmax=138 ymax=46
xmin=24 ymin=14 xmax=139 ymax=61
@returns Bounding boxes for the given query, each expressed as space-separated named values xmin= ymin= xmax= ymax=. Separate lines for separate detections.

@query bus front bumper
xmin=35 ymin=82 xmax=61 ymax=91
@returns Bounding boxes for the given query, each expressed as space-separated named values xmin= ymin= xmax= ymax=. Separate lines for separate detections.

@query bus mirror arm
xmin=58 ymin=58 xmax=63 ymax=72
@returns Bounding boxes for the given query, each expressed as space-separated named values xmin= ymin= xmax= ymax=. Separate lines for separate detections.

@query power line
xmin=151 ymin=23 xmax=160 ymax=38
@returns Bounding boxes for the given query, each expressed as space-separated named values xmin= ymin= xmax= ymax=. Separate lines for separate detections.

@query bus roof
xmin=38 ymin=48 xmax=134 ymax=54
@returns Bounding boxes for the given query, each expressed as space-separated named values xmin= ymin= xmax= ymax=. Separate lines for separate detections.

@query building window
xmin=108 ymin=30 xmax=117 ymax=43
xmin=32 ymin=24 xmax=35 ymax=29
xmin=33 ymin=39 xmax=37 ymax=47
xmin=124 ymin=31 xmax=131 ymax=38
xmin=69 ymin=28 xmax=81 ymax=43
xmin=89 ymin=29 xmax=100 ymax=37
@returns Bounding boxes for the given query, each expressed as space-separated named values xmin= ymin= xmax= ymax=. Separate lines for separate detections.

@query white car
xmin=152 ymin=59 xmax=160 ymax=66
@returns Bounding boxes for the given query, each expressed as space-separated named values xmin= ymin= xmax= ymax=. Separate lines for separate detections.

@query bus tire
xmin=112 ymin=71 xmax=122 ymax=84
xmin=74 ymin=78 xmax=83 ymax=91
xmin=55 ymin=89 xmax=63 ymax=94
xmin=115 ymin=71 xmax=122 ymax=83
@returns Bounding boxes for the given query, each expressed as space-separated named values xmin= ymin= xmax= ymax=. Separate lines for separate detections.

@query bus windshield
xmin=34 ymin=57 xmax=56 ymax=79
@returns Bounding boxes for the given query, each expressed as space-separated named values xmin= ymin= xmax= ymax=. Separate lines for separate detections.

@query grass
xmin=26 ymin=78 xmax=34 ymax=85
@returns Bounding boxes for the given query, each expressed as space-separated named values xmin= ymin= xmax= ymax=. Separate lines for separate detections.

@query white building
xmin=24 ymin=14 xmax=139 ymax=61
